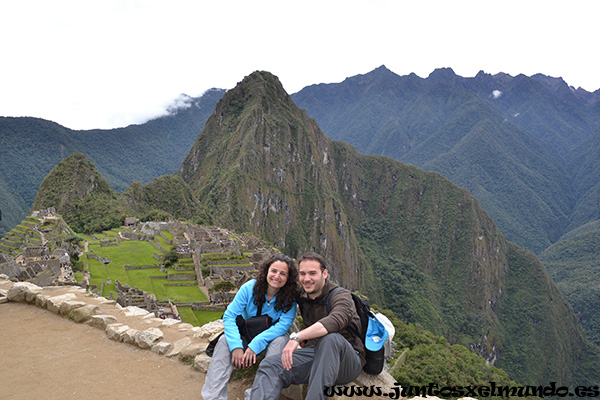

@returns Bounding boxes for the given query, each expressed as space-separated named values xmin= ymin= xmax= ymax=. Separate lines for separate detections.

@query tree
xmin=209 ymin=280 xmax=237 ymax=304
xmin=162 ymin=246 xmax=179 ymax=267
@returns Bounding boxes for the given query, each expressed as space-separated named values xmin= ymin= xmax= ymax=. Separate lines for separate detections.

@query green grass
xmin=192 ymin=309 xmax=223 ymax=326
xmin=178 ymin=307 xmax=225 ymax=327
xmin=89 ymin=240 xmax=158 ymax=266
xmin=105 ymin=229 xmax=120 ymax=237
xmin=126 ymin=267 xmax=165 ymax=293
xmin=169 ymin=270 xmax=196 ymax=275
xmin=152 ymin=235 xmax=170 ymax=252
xmin=161 ymin=231 xmax=174 ymax=242
xmin=165 ymin=285 xmax=207 ymax=302
xmin=209 ymin=263 xmax=252 ymax=267
xmin=177 ymin=306 xmax=200 ymax=325
xmin=150 ymin=278 xmax=170 ymax=299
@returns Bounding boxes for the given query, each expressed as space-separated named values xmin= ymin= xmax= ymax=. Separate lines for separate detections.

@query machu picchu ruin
xmin=0 ymin=210 xmax=279 ymax=326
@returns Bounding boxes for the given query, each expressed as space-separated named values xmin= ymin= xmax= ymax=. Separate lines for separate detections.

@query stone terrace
xmin=0 ymin=277 xmax=399 ymax=400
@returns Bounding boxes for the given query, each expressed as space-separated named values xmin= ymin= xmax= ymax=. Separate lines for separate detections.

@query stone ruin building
xmin=114 ymin=279 xmax=159 ymax=312
xmin=0 ymin=245 xmax=72 ymax=286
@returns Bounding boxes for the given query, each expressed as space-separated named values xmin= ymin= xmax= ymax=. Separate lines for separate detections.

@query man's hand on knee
xmin=281 ymin=340 xmax=299 ymax=370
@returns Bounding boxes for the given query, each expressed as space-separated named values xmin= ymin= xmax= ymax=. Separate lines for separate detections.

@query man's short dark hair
xmin=298 ymin=252 xmax=327 ymax=272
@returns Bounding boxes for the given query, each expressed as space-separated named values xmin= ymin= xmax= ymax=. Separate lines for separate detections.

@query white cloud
xmin=491 ymin=90 xmax=503 ymax=99
xmin=1 ymin=0 xmax=598 ymax=129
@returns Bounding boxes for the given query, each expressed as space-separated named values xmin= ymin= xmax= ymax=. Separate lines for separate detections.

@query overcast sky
xmin=1 ymin=0 xmax=598 ymax=130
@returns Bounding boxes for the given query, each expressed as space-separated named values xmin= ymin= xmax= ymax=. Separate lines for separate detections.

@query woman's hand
xmin=242 ymin=347 xmax=257 ymax=367
xmin=231 ymin=348 xmax=245 ymax=369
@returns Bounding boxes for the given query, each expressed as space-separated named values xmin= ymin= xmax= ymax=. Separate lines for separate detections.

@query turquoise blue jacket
xmin=223 ymin=279 xmax=296 ymax=354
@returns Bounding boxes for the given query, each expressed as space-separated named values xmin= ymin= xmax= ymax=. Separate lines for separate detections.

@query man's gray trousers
xmin=250 ymin=333 xmax=362 ymax=400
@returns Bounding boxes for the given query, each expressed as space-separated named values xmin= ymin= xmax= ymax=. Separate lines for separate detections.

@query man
xmin=249 ymin=252 xmax=365 ymax=399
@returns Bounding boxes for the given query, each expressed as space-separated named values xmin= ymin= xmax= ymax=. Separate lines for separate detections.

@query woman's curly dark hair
xmin=253 ymin=253 xmax=298 ymax=313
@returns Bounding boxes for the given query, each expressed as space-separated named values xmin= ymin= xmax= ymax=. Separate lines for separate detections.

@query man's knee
xmin=314 ymin=332 xmax=346 ymax=349
xmin=257 ymin=353 xmax=283 ymax=373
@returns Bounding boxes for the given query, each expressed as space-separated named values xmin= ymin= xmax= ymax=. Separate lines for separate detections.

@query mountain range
xmin=287 ymin=66 xmax=600 ymax=349
xmin=291 ymin=65 xmax=600 ymax=255
xmin=25 ymin=71 xmax=600 ymax=387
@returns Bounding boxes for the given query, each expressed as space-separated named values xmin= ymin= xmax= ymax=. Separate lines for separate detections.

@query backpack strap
xmin=256 ymin=297 xmax=280 ymax=325
xmin=325 ymin=286 xmax=361 ymax=339
xmin=325 ymin=286 xmax=342 ymax=314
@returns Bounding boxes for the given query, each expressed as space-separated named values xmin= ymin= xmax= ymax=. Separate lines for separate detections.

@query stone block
xmin=72 ymin=304 xmax=100 ymax=323
xmin=106 ymin=324 xmax=130 ymax=341
xmin=35 ymin=293 xmax=50 ymax=308
xmin=166 ymin=337 xmax=192 ymax=358
xmin=160 ymin=318 xmax=181 ymax=327
xmin=46 ymin=293 xmax=77 ymax=314
xmin=179 ymin=342 xmax=206 ymax=360
xmin=192 ymin=319 xmax=224 ymax=339
xmin=7 ymin=282 xmax=42 ymax=302
xmin=193 ymin=353 xmax=211 ymax=373
xmin=122 ymin=306 xmax=150 ymax=317
xmin=135 ymin=327 xmax=164 ymax=349
xmin=122 ymin=328 xmax=139 ymax=344
xmin=59 ymin=300 xmax=87 ymax=316
xmin=89 ymin=314 xmax=118 ymax=329
xmin=151 ymin=342 xmax=172 ymax=355
xmin=177 ymin=323 xmax=194 ymax=331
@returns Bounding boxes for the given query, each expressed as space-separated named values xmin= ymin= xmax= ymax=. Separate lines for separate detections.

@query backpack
xmin=326 ymin=287 xmax=388 ymax=375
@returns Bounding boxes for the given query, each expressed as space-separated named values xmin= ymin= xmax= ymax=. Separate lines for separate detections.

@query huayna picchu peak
xmin=179 ymin=70 xmax=368 ymax=291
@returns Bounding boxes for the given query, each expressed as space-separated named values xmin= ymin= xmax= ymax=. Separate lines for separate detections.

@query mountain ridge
xmin=291 ymin=65 xmax=599 ymax=254
xmin=175 ymin=70 xmax=599 ymax=385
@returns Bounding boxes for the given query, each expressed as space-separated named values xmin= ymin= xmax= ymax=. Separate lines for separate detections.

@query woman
xmin=201 ymin=253 xmax=298 ymax=400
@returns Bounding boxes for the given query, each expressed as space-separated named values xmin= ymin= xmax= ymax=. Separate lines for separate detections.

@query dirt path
xmin=0 ymin=301 xmax=251 ymax=400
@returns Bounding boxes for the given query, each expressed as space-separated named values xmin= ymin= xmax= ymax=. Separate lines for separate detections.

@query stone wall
xmin=0 ymin=277 xmax=402 ymax=400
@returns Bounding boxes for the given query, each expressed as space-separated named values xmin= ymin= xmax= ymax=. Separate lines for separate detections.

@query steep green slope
xmin=0 ymin=118 xmax=78 ymax=237
xmin=31 ymin=153 xmax=126 ymax=233
xmin=31 ymin=154 xmax=206 ymax=233
xmin=496 ymin=243 xmax=599 ymax=385
xmin=179 ymin=72 xmax=373 ymax=293
xmin=540 ymin=226 xmax=600 ymax=346
xmin=566 ymin=131 xmax=600 ymax=230
xmin=420 ymin=108 xmax=573 ymax=252
xmin=291 ymin=66 xmax=597 ymax=254
xmin=179 ymin=70 xmax=599 ymax=385
xmin=122 ymin=174 xmax=202 ymax=220
xmin=331 ymin=142 xmax=599 ymax=385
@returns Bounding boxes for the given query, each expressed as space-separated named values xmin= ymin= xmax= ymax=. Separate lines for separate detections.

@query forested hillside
xmin=0 ymin=89 xmax=224 ymax=237
xmin=177 ymin=71 xmax=600 ymax=386
xmin=290 ymin=66 xmax=600 ymax=349
xmin=291 ymin=66 xmax=600 ymax=255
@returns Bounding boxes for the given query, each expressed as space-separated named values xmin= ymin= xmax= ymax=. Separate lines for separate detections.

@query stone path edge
xmin=0 ymin=278 xmax=221 ymax=373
